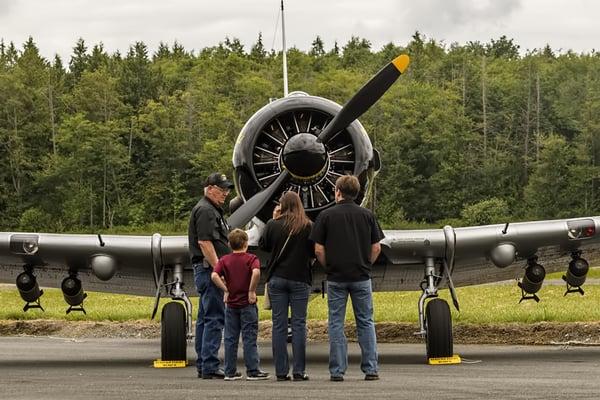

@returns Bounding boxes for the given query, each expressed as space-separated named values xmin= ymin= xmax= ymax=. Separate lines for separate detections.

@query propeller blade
xmin=227 ymin=170 xmax=291 ymax=229
xmin=317 ymin=54 xmax=410 ymax=144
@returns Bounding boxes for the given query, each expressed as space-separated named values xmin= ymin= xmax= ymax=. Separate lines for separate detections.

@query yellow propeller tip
xmin=392 ymin=54 xmax=410 ymax=73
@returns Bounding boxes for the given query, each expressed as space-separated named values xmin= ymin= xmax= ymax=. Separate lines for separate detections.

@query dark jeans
xmin=269 ymin=276 xmax=310 ymax=377
xmin=193 ymin=264 xmax=224 ymax=374
xmin=224 ymin=304 xmax=261 ymax=376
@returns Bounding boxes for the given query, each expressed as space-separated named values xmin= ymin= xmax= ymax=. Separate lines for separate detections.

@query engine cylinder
xmin=565 ymin=258 xmax=589 ymax=287
xmin=61 ymin=276 xmax=85 ymax=306
xmin=16 ymin=272 xmax=42 ymax=303
xmin=232 ymin=94 xmax=375 ymax=223
xmin=521 ymin=263 xmax=546 ymax=294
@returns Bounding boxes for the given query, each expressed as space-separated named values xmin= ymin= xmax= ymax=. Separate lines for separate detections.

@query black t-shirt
xmin=188 ymin=197 xmax=231 ymax=264
xmin=309 ymin=200 xmax=384 ymax=282
xmin=259 ymin=218 xmax=314 ymax=285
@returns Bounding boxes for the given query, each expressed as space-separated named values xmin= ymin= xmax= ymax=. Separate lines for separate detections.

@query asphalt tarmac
xmin=0 ymin=337 xmax=599 ymax=399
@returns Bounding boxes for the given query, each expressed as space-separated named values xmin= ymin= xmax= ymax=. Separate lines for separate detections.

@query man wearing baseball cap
xmin=189 ymin=172 xmax=235 ymax=379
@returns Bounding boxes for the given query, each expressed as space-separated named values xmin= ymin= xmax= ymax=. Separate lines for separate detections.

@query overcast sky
xmin=0 ymin=0 xmax=598 ymax=61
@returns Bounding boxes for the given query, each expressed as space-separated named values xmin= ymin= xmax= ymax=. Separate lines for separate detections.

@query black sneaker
xmin=246 ymin=370 xmax=270 ymax=381
xmin=202 ymin=369 xmax=225 ymax=379
xmin=330 ymin=375 xmax=344 ymax=382
xmin=364 ymin=374 xmax=379 ymax=381
xmin=224 ymin=372 xmax=243 ymax=381
xmin=293 ymin=373 xmax=309 ymax=381
xmin=276 ymin=375 xmax=291 ymax=381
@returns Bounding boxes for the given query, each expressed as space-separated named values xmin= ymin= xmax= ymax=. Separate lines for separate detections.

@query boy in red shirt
xmin=211 ymin=229 xmax=270 ymax=381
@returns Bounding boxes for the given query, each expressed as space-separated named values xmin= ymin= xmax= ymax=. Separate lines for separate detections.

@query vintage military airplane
xmin=1 ymin=54 xmax=599 ymax=363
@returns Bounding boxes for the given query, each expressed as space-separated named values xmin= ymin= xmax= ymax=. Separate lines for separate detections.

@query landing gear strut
xmin=151 ymin=234 xmax=193 ymax=362
xmin=416 ymin=258 xmax=454 ymax=359
xmin=155 ymin=264 xmax=193 ymax=361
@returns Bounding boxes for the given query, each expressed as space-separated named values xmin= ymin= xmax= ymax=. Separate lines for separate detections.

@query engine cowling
xmin=232 ymin=92 xmax=380 ymax=223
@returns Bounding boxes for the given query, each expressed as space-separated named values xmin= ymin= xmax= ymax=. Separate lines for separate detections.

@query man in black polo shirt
xmin=189 ymin=172 xmax=234 ymax=379
xmin=310 ymin=175 xmax=384 ymax=382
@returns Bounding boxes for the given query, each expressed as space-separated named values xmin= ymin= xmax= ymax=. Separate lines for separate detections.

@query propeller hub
xmin=282 ymin=133 xmax=328 ymax=182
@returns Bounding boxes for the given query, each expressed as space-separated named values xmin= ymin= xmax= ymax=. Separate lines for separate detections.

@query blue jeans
xmin=194 ymin=264 xmax=224 ymax=374
xmin=223 ymin=304 xmax=261 ymax=376
xmin=269 ymin=276 xmax=310 ymax=377
xmin=327 ymin=279 xmax=378 ymax=377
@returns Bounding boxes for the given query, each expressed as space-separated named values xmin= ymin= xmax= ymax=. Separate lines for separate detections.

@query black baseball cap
xmin=205 ymin=172 xmax=234 ymax=189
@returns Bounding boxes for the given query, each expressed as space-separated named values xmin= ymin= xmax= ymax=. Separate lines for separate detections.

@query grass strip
xmin=1 ymin=283 xmax=600 ymax=324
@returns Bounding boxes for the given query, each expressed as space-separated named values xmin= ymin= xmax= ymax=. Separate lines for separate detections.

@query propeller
xmin=226 ymin=54 xmax=410 ymax=229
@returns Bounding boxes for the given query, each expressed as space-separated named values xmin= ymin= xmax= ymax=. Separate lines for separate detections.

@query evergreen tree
xmin=89 ymin=43 xmax=109 ymax=71
xmin=342 ymin=36 xmax=372 ymax=69
xmin=119 ymin=41 xmax=156 ymax=111
xmin=154 ymin=42 xmax=171 ymax=60
xmin=224 ymin=37 xmax=245 ymax=55
xmin=310 ymin=36 xmax=325 ymax=57
xmin=250 ymin=32 xmax=266 ymax=61
xmin=486 ymin=35 xmax=520 ymax=59
xmin=68 ymin=38 xmax=89 ymax=85
xmin=172 ymin=41 xmax=186 ymax=58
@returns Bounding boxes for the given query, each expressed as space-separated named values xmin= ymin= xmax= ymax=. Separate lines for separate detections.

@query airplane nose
xmin=281 ymin=133 xmax=328 ymax=183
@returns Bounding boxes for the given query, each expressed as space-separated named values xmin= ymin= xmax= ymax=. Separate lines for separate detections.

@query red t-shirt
xmin=214 ymin=252 xmax=260 ymax=308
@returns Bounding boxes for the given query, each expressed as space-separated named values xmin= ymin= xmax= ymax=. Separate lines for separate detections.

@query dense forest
xmin=0 ymin=32 xmax=599 ymax=233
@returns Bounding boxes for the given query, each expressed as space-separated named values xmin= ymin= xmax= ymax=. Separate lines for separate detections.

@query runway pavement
xmin=0 ymin=337 xmax=599 ymax=399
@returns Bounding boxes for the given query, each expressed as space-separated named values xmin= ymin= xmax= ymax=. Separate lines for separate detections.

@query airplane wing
xmin=368 ymin=216 xmax=600 ymax=293
xmin=0 ymin=232 xmax=189 ymax=296
xmin=2 ymin=216 xmax=599 ymax=295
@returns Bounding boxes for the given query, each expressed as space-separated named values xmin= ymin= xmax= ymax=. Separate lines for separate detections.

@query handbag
xmin=263 ymin=232 xmax=292 ymax=310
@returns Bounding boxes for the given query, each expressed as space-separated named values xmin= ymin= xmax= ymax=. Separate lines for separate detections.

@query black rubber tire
xmin=425 ymin=298 xmax=453 ymax=359
xmin=161 ymin=302 xmax=187 ymax=361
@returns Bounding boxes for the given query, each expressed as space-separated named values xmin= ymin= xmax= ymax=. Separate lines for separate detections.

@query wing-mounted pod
xmin=16 ymin=267 xmax=44 ymax=312
xmin=232 ymin=92 xmax=378 ymax=223
xmin=518 ymin=257 xmax=546 ymax=303
xmin=61 ymin=274 xmax=88 ymax=314
xmin=562 ymin=250 xmax=590 ymax=296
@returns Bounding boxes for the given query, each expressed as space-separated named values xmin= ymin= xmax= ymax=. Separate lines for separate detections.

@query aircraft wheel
xmin=425 ymin=298 xmax=453 ymax=359
xmin=161 ymin=302 xmax=187 ymax=361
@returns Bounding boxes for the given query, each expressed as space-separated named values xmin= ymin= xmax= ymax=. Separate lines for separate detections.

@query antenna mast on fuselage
xmin=281 ymin=0 xmax=289 ymax=97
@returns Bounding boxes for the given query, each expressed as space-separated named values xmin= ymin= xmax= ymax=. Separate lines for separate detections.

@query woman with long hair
xmin=259 ymin=191 xmax=313 ymax=381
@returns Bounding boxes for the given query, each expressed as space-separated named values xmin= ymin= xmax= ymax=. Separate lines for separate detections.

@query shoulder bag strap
xmin=266 ymin=232 xmax=292 ymax=281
